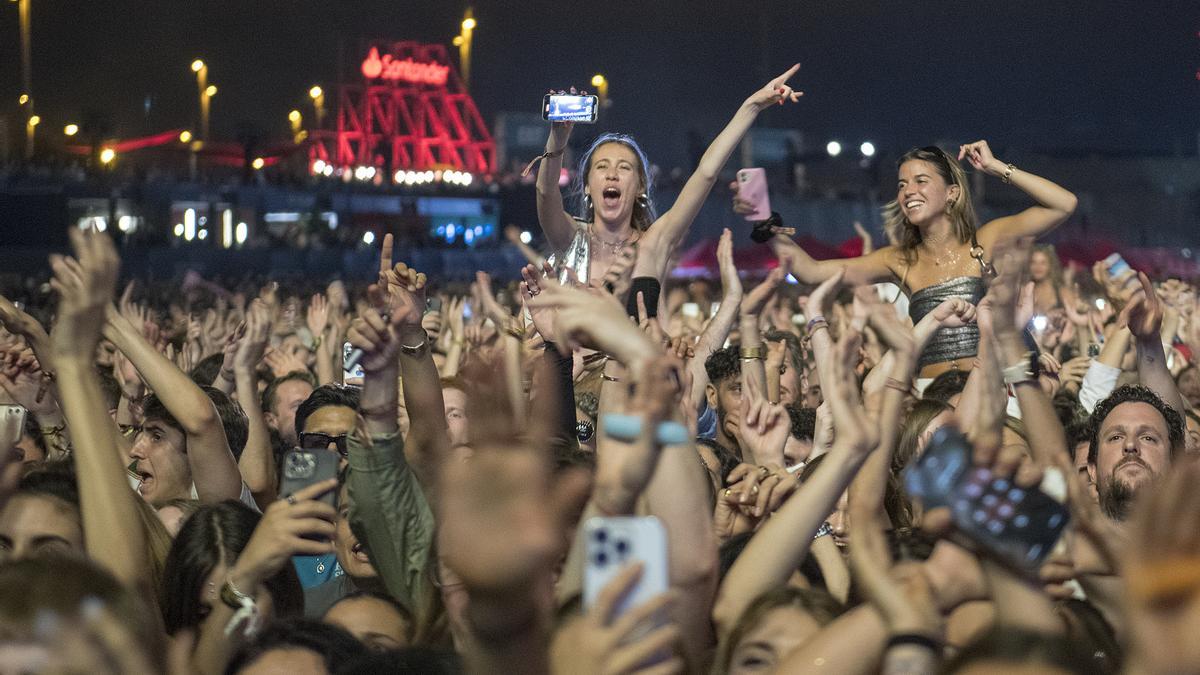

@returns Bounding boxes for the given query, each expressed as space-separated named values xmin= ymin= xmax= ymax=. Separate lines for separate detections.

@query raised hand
xmin=742 ymin=266 xmax=785 ymax=318
xmin=805 ymin=267 xmax=844 ymax=324
xmin=228 ymin=479 xmax=338 ymax=593
xmin=716 ymin=228 xmax=743 ymax=301
xmin=49 ymin=229 xmax=121 ymax=357
xmin=526 ymin=281 xmax=658 ymax=367
xmin=735 ymin=397 xmax=790 ymax=468
xmin=437 ymin=357 xmax=590 ymax=599
xmin=746 ymin=64 xmax=803 ymax=111
xmin=551 ymin=563 xmax=682 ymax=675
xmin=957 ymin=140 xmax=1004 ymax=176
xmin=520 ymin=262 xmax=557 ymax=341
xmin=913 ymin=298 xmax=976 ymax=346
xmin=1118 ymin=272 xmax=1163 ymax=340
xmin=854 ymin=221 xmax=874 ymax=255
xmin=234 ymin=302 xmax=270 ymax=374
xmin=472 ymin=271 xmax=511 ymax=327
xmin=306 ymin=293 xmax=330 ymax=341
xmin=0 ymin=294 xmax=51 ymax=362
xmin=262 ymin=347 xmax=309 ymax=379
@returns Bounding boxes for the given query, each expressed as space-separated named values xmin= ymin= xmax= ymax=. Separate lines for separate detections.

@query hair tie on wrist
xmin=522 ymin=147 xmax=566 ymax=177
xmin=602 ymin=413 xmax=689 ymax=445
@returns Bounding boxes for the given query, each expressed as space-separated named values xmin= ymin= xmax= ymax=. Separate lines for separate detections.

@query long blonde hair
xmin=883 ymin=146 xmax=979 ymax=265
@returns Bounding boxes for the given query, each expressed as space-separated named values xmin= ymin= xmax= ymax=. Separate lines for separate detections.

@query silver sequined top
xmin=909 ymin=276 xmax=986 ymax=369
xmin=548 ymin=219 xmax=591 ymax=285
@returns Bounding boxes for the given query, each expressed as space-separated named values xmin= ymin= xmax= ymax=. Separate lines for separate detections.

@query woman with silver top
xmin=738 ymin=142 xmax=1077 ymax=379
xmin=533 ymin=65 xmax=804 ymax=314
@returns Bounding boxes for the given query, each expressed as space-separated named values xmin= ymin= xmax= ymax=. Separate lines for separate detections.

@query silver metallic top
xmin=548 ymin=219 xmax=591 ymax=285
xmin=909 ymin=276 xmax=986 ymax=369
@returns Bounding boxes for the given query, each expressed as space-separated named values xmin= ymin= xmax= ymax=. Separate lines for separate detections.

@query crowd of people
xmin=1 ymin=65 xmax=1199 ymax=675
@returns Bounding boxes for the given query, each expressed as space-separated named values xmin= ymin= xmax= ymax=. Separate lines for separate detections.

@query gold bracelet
xmin=1001 ymin=163 xmax=1016 ymax=184
xmin=740 ymin=346 xmax=764 ymax=360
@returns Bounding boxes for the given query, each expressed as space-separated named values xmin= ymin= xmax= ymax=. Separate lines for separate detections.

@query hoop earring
xmin=583 ymin=194 xmax=593 ymax=210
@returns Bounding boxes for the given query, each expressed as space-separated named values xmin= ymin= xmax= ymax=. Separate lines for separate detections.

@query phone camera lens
xmin=593 ymin=529 xmax=607 ymax=542
xmin=594 ymin=552 xmax=608 ymax=566
xmin=615 ymin=540 xmax=628 ymax=555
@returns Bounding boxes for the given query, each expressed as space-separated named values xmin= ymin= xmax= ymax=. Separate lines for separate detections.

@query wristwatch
xmin=1001 ymin=350 xmax=1039 ymax=386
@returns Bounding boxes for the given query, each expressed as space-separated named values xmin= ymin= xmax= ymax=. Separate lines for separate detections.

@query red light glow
xmin=361 ymin=47 xmax=449 ymax=86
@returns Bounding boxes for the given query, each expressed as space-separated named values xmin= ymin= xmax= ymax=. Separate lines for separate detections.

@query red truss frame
xmin=308 ymin=41 xmax=496 ymax=175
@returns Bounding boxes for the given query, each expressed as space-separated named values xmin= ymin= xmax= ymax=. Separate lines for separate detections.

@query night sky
xmin=3 ymin=0 xmax=1198 ymax=165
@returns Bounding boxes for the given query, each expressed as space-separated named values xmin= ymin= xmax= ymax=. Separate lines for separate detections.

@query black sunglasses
xmin=299 ymin=432 xmax=349 ymax=457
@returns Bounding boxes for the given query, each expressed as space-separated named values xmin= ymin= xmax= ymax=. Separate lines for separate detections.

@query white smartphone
xmin=583 ymin=516 xmax=670 ymax=617
xmin=0 ymin=404 xmax=27 ymax=449
xmin=681 ymin=302 xmax=701 ymax=319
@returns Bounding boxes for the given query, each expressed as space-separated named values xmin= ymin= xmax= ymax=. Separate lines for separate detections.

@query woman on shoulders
xmin=749 ymin=142 xmax=1077 ymax=377
xmin=534 ymin=66 xmax=803 ymax=314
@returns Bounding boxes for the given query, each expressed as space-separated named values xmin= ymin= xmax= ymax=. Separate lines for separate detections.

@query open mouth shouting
xmin=601 ymin=186 xmax=622 ymax=209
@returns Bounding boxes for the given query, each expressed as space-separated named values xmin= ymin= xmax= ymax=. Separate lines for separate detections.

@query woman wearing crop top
xmin=750 ymin=143 xmax=1077 ymax=378
xmin=532 ymin=65 xmax=803 ymax=317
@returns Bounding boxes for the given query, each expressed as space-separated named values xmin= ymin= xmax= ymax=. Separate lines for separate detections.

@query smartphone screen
xmin=904 ymin=427 xmax=1069 ymax=571
xmin=343 ymin=341 xmax=364 ymax=381
xmin=542 ymin=94 xmax=598 ymax=123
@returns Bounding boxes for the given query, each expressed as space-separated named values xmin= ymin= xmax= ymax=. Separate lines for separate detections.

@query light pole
xmin=191 ymin=59 xmax=209 ymax=142
xmin=591 ymin=74 xmax=608 ymax=109
xmin=16 ymin=0 xmax=34 ymax=157
xmin=25 ymin=114 xmax=39 ymax=158
xmin=309 ymin=86 xmax=325 ymax=129
xmin=202 ymin=85 xmax=217 ymax=146
xmin=455 ymin=9 xmax=476 ymax=91
xmin=288 ymin=109 xmax=304 ymax=143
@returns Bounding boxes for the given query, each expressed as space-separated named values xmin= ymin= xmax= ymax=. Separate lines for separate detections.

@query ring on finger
xmin=285 ymin=494 xmax=297 ymax=506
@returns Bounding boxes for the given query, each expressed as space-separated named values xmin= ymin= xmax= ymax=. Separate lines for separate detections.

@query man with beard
xmin=1086 ymin=385 xmax=1185 ymax=521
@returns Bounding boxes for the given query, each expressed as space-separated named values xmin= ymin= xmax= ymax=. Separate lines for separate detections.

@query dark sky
xmin=4 ymin=0 xmax=1198 ymax=165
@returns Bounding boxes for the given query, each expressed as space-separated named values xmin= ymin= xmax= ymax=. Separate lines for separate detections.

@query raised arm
xmin=233 ymin=302 xmax=276 ymax=503
xmin=687 ymin=229 xmax=743 ymax=411
xmin=1119 ymin=271 xmax=1188 ymax=417
xmin=534 ymin=122 xmax=579 ymax=251
xmin=48 ymin=229 xmax=149 ymax=589
xmin=635 ymin=66 xmax=803 ymax=279
xmin=102 ymin=303 xmax=242 ymax=503
xmin=966 ymin=141 xmax=1077 ymax=246
xmin=772 ymin=233 xmax=896 ymax=287
xmin=713 ymin=323 xmax=878 ymax=637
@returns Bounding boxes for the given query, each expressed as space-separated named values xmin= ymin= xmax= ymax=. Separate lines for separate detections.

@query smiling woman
xmin=751 ymin=140 xmax=1078 ymax=378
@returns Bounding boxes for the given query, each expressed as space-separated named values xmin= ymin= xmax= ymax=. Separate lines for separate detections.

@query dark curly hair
xmin=704 ymin=346 xmax=741 ymax=388
xmin=1087 ymin=385 xmax=1185 ymax=465
xmin=787 ymin=406 xmax=816 ymax=441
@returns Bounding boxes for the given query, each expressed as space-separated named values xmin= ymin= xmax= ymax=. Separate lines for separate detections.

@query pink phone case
xmin=737 ymin=168 xmax=771 ymax=221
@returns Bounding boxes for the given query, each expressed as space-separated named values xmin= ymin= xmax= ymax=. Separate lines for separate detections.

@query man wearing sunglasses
xmin=291 ymin=384 xmax=360 ymax=588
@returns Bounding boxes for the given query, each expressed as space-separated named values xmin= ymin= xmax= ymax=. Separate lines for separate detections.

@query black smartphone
xmin=278 ymin=448 xmax=340 ymax=510
xmin=542 ymin=93 xmax=598 ymax=123
xmin=904 ymin=427 xmax=1070 ymax=572
xmin=426 ymin=297 xmax=443 ymax=313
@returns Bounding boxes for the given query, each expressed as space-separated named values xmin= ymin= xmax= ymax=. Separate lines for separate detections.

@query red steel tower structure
xmin=308 ymin=41 xmax=496 ymax=176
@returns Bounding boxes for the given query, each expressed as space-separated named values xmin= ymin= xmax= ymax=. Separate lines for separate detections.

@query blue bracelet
xmin=602 ymin=413 xmax=689 ymax=445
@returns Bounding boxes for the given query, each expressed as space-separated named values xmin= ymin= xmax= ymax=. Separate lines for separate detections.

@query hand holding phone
xmin=543 ymin=93 xmax=598 ymax=124
xmin=279 ymin=448 xmax=341 ymax=510
xmin=0 ymin=405 xmax=27 ymax=449
xmin=736 ymin=168 xmax=771 ymax=221
xmin=904 ymin=426 xmax=1069 ymax=573
xmin=583 ymin=516 xmax=669 ymax=617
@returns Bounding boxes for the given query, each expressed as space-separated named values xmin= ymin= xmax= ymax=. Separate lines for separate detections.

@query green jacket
xmin=346 ymin=430 xmax=434 ymax=612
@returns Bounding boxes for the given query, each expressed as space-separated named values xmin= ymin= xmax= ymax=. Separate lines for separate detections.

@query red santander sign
xmin=361 ymin=47 xmax=450 ymax=87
